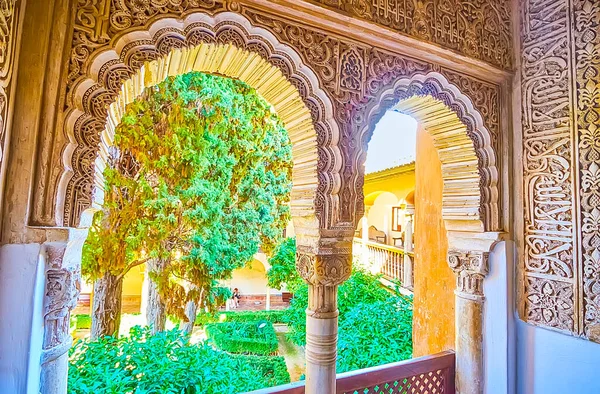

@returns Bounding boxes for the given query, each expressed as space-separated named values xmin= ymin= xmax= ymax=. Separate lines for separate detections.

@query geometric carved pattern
xmin=336 ymin=352 xmax=455 ymax=394
xmin=520 ymin=0 xmax=600 ymax=343
xmin=344 ymin=371 xmax=448 ymax=394
xmin=309 ymin=0 xmax=513 ymax=70
xmin=57 ymin=1 xmax=504 ymax=236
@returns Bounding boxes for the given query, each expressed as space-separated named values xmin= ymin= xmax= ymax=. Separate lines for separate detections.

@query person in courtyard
xmin=232 ymin=288 xmax=241 ymax=309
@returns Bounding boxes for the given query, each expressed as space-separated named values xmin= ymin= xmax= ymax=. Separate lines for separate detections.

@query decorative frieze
xmin=306 ymin=0 xmax=513 ymax=70
xmin=574 ymin=0 xmax=600 ymax=342
xmin=520 ymin=0 xmax=600 ymax=342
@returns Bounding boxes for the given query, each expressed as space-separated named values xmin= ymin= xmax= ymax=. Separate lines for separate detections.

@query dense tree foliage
xmin=82 ymin=72 xmax=293 ymax=335
xmin=266 ymin=237 xmax=303 ymax=293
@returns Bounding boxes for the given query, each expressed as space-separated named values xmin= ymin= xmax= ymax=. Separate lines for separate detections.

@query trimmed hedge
xmin=71 ymin=314 xmax=92 ymax=330
xmin=232 ymin=354 xmax=290 ymax=384
xmin=196 ymin=310 xmax=285 ymax=326
xmin=206 ymin=321 xmax=279 ymax=356
xmin=68 ymin=327 xmax=290 ymax=393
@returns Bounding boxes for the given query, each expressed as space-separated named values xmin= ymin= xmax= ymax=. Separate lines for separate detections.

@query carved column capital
xmin=296 ymin=251 xmax=352 ymax=288
xmin=448 ymin=250 xmax=489 ymax=300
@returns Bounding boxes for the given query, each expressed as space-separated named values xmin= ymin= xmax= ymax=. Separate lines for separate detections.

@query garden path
xmin=274 ymin=324 xmax=305 ymax=381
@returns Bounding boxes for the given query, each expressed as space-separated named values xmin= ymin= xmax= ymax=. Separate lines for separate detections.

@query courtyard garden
xmin=67 ymin=71 xmax=414 ymax=393
xmin=67 ymin=267 xmax=413 ymax=393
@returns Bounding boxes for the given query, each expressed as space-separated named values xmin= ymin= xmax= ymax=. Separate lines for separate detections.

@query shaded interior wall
xmin=412 ymin=126 xmax=454 ymax=357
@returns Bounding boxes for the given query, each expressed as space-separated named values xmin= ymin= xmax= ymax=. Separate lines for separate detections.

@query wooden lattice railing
xmin=245 ymin=351 xmax=456 ymax=394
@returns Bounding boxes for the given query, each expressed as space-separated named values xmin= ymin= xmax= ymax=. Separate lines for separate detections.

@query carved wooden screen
xmin=520 ymin=0 xmax=600 ymax=342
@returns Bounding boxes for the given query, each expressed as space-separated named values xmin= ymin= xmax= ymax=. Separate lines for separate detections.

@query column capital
xmin=448 ymin=250 xmax=489 ymax=300
xmin=296 ymin=251 xmax=352 ymax=287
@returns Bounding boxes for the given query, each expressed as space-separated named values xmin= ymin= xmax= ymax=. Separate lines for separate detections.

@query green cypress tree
xmin=82 ymin=72 xmax=292 ymax=337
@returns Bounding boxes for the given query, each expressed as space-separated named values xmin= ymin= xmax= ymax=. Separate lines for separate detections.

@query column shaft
xmin=455 ymin=294 xmax=484 ymax=394
xmin=305 ymin=284 xmax=338 ymax=393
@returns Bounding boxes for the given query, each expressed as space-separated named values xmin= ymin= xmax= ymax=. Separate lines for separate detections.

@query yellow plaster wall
xmin=226 ymin=259 xmax=269 ymax=295
xmin=363 ymin=169 xmax=415 ymax=204
xmin=362 ymin=166 xmax=415 ymax=244
xmin=122 ymin=266 xmax=144 ymax=296
xmin=412 ymin=126 xmax=455 ymax=357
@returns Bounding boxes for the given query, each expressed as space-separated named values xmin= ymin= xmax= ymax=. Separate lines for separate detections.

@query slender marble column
xmin=296 ymin=251 xmax=351 ymax=393
xmin=305 ymin=284 xmax=338 ymax=393
xmin=448 ymin=250 xmax=489 ymax=394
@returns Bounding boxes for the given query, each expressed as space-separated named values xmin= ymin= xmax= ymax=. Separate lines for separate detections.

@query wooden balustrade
xmin=352 ymin=237 xmax=413 ymax=287
xmin=245 ymin=351 xmax=456 ymax=394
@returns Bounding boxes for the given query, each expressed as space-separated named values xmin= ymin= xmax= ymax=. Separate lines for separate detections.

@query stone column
xmin=40 ymin=241 xmax=81 ymax=394
xmin=297 ymin=251 xmax=352 ymax=393
xmin=403 ymin=212 xmax=414 ymax=288
xmin=265 ymin=287 xmax=271 ymax=311
xmin=448 ymin=250 xmax=489 ymax=394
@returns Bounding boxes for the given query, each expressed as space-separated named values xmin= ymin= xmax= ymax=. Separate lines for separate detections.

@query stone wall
xmin=412 ymin=126 xmax=455 ymax=357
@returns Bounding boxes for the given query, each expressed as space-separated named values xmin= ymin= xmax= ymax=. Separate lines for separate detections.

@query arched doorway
xmin=355 ymin=72 xmax=502 ymax=394
xmin=50 ymin=12 xmax=348 ymax=393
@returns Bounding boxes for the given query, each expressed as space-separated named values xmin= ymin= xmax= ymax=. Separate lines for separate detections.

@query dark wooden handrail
xmin=244 ymin=350 xmax=455 ymax=394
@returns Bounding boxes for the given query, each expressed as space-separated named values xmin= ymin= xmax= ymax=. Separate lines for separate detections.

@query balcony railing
xmin=352 ymin=237 xmax=414 ymax=289
xmin=245 ymin=351 xmax=455 ymax=394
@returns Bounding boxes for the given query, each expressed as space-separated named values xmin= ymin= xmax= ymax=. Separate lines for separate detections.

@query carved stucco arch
xmin=355 ymin=72 xmax=500 ymax=233
xmin=58 ymin=12 xmax=342 ymax=236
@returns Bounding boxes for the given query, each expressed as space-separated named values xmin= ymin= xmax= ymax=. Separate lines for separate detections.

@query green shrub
xmin=337 ymin=298 xmax=413 ymax=373
xmin=68 ymin=326 xmax=289 ymax=394
xmin=283 ymin=269 xmax=414 ymax=373
xmin=231 ymin=354 xmax=290 ymax=384
xmin=71 ymin=314 xmax=91 ymax=330
xmin=206 ymin=321 xmax=279 ymax=356
xmin=284 ymin=270 xmax=392 ymax=347
xmin=196 ymin=310 xmax=285 ymax=326
xmin=267 ymin=237 xmax=303 ymax=293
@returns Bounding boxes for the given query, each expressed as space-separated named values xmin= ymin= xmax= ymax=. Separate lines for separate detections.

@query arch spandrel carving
xmin=306 ymin=0 xmax=513 ymax=70
xmin=350 ymin=72 xmax=500 ymax=232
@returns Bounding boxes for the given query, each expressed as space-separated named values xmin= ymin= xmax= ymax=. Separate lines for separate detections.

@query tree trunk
xmin=181 ymin=299 xmax=198 ymax=335
xmin=91 ymin=272 xmax=123 ymax=339
xmin=145 ymin=258 xmax=167 ymax=334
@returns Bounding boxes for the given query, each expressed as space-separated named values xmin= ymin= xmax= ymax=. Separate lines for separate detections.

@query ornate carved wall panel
xmin=0 ymin=0 xmax=21 ymax=194
xmin=56 ymin=0 xmax=503 ymax=235
xmin=520 ymin=0 xmax=600 ymax=342
xmin=306 ymin=0 xmax=513 ymax=70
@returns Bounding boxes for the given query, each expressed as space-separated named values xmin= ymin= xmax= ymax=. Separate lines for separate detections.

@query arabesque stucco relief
xmin=520 ymin=0 xmax=600 ymax=343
